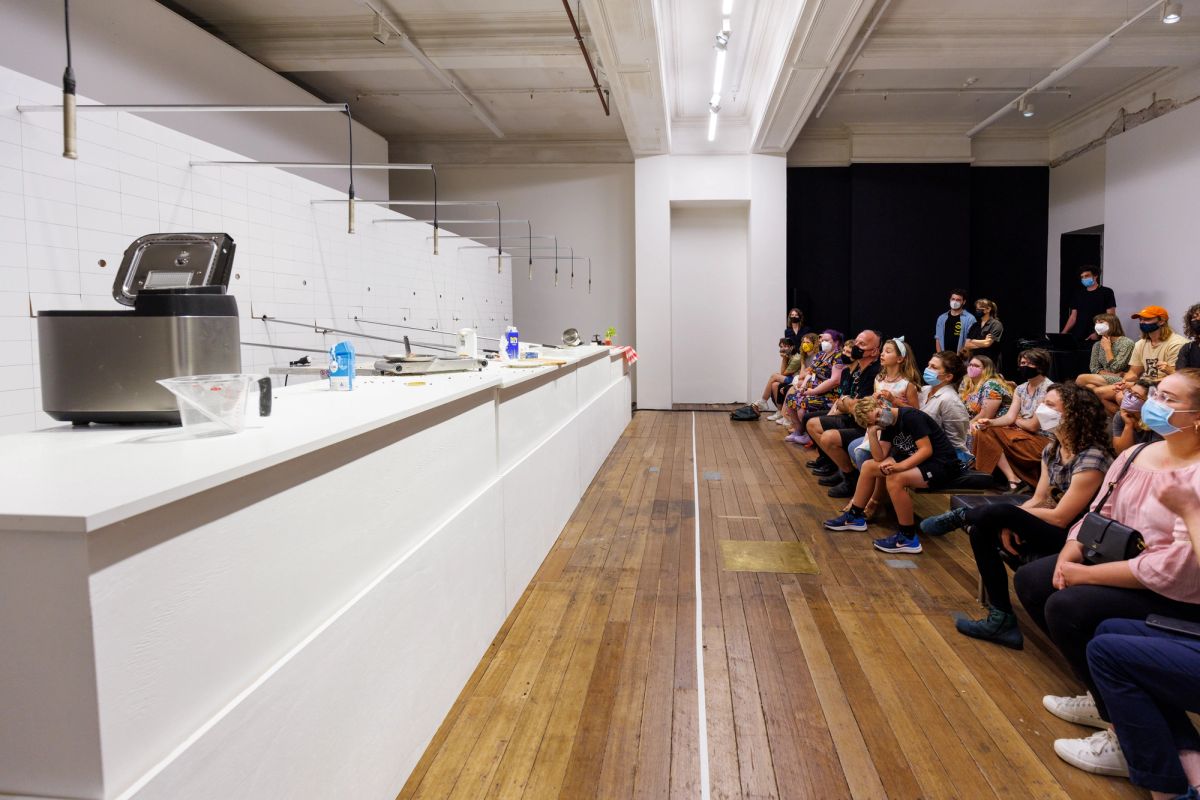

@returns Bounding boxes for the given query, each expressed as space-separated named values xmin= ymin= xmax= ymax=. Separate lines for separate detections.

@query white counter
xmin=0 ymin=345 xmax=632 ymax=800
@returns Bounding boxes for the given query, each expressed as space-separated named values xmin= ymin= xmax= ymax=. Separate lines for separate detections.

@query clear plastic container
xmin=157 ymin=374 xmax=272 ymax=436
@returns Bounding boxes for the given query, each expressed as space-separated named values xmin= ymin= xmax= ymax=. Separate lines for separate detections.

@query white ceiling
xmin=159 ymin=0 xmax=1200 ymax=163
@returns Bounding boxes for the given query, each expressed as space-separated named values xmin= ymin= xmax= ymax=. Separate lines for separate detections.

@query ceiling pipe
xmin=966 ymin=0 xmax=1165 ymax=137
xmin=814 ymin=0 xmax=894 ymax=119
xmin=561 ymin=0 xmax=610 ymax=116
xmin=358 ymin=0 xmax=504 ymax=137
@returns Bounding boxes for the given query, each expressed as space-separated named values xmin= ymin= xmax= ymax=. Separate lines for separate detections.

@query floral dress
xmin=787 ymin=350 xmax=845 ymax=415
xmin=960 ymin=377 xmax=1012 ymax=449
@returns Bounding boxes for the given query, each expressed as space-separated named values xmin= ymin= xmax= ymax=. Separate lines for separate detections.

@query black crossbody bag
xmin=1076 ymin=443 xmax=1150 ymax=565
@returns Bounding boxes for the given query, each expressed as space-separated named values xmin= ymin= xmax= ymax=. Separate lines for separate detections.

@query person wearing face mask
xmin=1062 ymin=267 xmax=1118 ymax=343
xmin=963 ymin=298 xmax=1005 ymax=369
xmin=1177 ymin=302 xmax=1200 ymax=371
xmin=1011 ymin=368 xmax=1200 ymax=780
xmin=1095 ymin=306 xmax=1190 ymax=415
xmin=823 ymin=395 xmax=963 ymax=554
xmin=973 ymin=348 xmax=1056 ymax=493
xmin=1076 ymin=313 xmax=1136 ymax=395
xmin=935 ymin=289 xmax=977 ymax=354
xmin=755 ymin=338 xmax=804 ymax=415
xmin=920 ymin=351 xmax=972 ymax=463
xmin=780 ymin=330 xmax=846 ymax=436
xmin=1113 ymin=380 xmax=1163 ymax=454
xmin=783 ymin=308 xmax=811 ymax=351
xmin=922 ymin=383 xmax=1113 ymax=647
xmin=959 ymin=355 xmax=1013 ymax=450
xmin=805 ymin=330 xmax=882 ymax=493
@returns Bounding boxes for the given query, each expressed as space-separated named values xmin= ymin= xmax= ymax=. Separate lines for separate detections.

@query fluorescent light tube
xmin=722 ymin=0 xmax=733 ymax=14
xmin=713 ymin=48 xmax=726 ymax=96
xmin=707 ymin=111 xmax=718 ymax=141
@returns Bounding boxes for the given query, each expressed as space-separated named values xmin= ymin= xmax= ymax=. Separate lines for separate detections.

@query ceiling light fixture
xmin=707 ymin=110 xmax=718 ymax=142
xmin=708 ymin=1 xmax=732 ymax=143
xmin=1019 ymin=96 xmax=1034 ymax=117
xmin=372 ymin=13 xmax=390 ymax=45
xmin=967 ymin=0 xmax=1165 ymax=137
xmin=722 ymin=0 xmax=733 ymax=14
xmin=1162 ymin=1 xmax=1182 ymax=23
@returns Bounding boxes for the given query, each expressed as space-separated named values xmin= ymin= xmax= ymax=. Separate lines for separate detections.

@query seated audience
xmin=781 ymin=330 xmax=846 ymax=439
xmin=1179 ymin=302 xmax=1200 ymax=370
xmin=1076 ymin=313 xmax=1136 ymax=392
xmin=972 ymin=348 xmax=1056 ymax=492
xmin=934 ymin=288 xmax=976 ymax=354
xmin=959 ymin=355 xmax=1013 ymax=449
xmin=1113 ymin=380 xmax=1163 ymax=454
xmin=1095 ymin=305 xmax=1190 ymax=414
xmin=922 ymin=383 xmax=1112 ymax=648
xmin=964 ymin=298 xmax=1004 ymax=368
xmin=1061 ymin=266 xmax=1118 ymax=343
xmin=755 ymin=338 xmax=802 ymax=414
xmin=806 ymin=330 xmax=882 ymax=497
xmin=822 ymin=396 xmax=963 ymax=555
xmin=1083 ymin=479 xmax=1200 ymax=800
xmin=1011 ymin=369 xmax=1200 ymax=778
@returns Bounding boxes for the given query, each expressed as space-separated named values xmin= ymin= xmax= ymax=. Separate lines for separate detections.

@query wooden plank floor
xmin=397 ymin=411 xmax=1143 ymax=800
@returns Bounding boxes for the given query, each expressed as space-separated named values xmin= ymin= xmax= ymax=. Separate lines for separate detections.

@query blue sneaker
xmin=920 ymin=507 xmax=967 ymax=537
xmin=873 ymin=531 xmax=922 ymax=554
xmin=824 ymin=509 xmax=867 ymax=532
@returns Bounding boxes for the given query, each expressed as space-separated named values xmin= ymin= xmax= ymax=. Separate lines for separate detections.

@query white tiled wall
xmin=0 ymin=67 xmax=513 ymax=434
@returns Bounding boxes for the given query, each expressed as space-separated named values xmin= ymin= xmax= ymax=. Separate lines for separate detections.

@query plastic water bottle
xmin=329 ymin=340 xmax=355 ymax=391
xmin=505 ymin=325 xmax=519 ymax=360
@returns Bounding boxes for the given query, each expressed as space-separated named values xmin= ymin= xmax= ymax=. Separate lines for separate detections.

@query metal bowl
xmin=562 ymin=327 xmax=582 ymax=347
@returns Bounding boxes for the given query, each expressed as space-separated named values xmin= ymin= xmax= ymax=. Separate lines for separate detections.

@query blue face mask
xmin=878 ymin=406 xmax=896 ymax=427
xmin=1141 ymin=397 xmax=1198 ymax=436
xmin=1081 ymin=277 xmax=1096 ymax=288
xmin=1139 ymin=321 xmax=1162 ymax=334
xmin=923 ymin=367 xmax=941 ymax=386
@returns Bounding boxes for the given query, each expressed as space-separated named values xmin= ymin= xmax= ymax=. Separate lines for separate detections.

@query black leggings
xmin=1013 ymin=555 xmax=1200 ymax=721
xmin=967 ymin=503 xmax=1067 ymax=614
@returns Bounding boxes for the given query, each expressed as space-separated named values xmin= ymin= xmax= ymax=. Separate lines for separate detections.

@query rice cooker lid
xmin=113 ymin=233 xmax=235 ymax=307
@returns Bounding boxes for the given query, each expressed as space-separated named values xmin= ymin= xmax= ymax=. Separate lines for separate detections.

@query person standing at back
xmin=1062 ymin=266 xmax=1118 ymax=343
xmin=935 ymin=289 xmax=977 ymax=354
xmin=783 ymin=308 xmax=811 ymax=352
xmin=964 ymin=298 xmax=1005 ymax=369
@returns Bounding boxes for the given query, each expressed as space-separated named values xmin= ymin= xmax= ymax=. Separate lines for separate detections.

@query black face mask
xmin=789 ymin=316 xmax=800 ymax=322
xmin=1190 ymin=319 xmax=1200 ymax=336
xmin=850 ymin=345 xmax=865 ymax=360
xmin=1017 ymin=365 xmax=1039 ymax=381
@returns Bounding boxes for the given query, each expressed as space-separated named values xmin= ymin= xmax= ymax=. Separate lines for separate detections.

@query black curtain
xmin=787 ymin=164 xmax=1049 ymax=371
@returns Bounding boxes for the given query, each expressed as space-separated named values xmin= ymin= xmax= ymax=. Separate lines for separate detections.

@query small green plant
xmin=605 ymin=326 xmax=617 ymax=341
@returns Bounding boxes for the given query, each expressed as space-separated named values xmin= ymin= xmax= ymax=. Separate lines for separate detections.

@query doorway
xmin=1059 ymin=224 xmax=1104 ymax=329
xmin=670 ymin=205 xmax=749 ymax=404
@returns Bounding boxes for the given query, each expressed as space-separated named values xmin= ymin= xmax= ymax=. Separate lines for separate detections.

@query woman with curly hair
xmin=1178 ymin=301 xmax=1200 ymax=370
xmin=922 ymin=382 xmax=1115 ymax=648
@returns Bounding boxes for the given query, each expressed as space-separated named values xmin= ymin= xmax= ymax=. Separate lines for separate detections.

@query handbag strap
xmin=1090 ymin=442 xmax=1151 ymax=514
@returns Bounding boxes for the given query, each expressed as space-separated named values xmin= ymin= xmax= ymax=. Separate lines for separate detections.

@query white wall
xmin=634 ymin=153 xmax=787 ymax=409
xmin=1045 ymin=147 xmax=1106 ymax=330
xmin=0 ymin=66 xmax=511 ymax=434
xmin=670 ymin=205 xmax=748 ymax=403
xmin=1104 ymin=99 xmax=1200 ymax=325
xmin=393 ymin=164 xmax=636 ymax=353
xmin=0 ymin=0 xmax=389 ymax=197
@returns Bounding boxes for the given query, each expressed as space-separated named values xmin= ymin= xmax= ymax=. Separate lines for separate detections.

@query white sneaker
xmin=1054 ymin=729 xmax=1129 ymax=777
xmin=776 ymin=417 xmax=792 ymax=426
xmin=766 ymin=412 xmax=782 ymax=421
xmin=1043 ymin=692 xmax=1106 ymax=729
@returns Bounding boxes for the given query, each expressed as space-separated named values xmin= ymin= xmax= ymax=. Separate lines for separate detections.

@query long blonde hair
xmin=960 ymin=354 xmax=1003 ymax=397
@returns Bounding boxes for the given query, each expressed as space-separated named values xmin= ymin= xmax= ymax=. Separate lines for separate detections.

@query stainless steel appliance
xmin=38 ymin=233 xmax=241 ymax=425
xmin=374 ymin=335 xmax=486 ymax=376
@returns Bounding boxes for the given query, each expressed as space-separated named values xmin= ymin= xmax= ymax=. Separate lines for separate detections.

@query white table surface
xmin=0 ymin=346 xmax=614 ymax=534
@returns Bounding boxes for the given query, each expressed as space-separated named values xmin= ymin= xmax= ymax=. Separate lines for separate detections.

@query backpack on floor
xmin=730 ymin=405 xmax=759 ymax=421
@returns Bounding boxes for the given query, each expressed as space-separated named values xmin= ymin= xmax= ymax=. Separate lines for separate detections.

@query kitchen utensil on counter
xmin=157 ymin=374 xmax=272 ymax=436
xmin=456 ymin=328 xmax=479 ymax=358
xmin=374 ymin=335 xmax=486 ymax=376
xmin=561 ymin=328 xmax=582 ymax=347
xmin=38 ymin=233 xmax=241 ymax=425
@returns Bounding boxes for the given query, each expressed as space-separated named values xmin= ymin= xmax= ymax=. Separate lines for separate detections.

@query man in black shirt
xmin=1061 ymin=266 xmax=1117 ymax=344
xmin=1178 ymin=302 xmax=1200 ymax=369
xmin=805 ymin=329 xmax=881 ymax=497
xmin=823 ymin=398 xmax=962 ymax=554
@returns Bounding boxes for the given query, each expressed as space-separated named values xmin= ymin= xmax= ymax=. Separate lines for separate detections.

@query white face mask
xmin=1034 ymin=403 xmax=1061 ymax=432
xmin=1094 ymin=322 xmax=1110 ymax=336
xmin=949 ymin=299 xmax=963 ymax=310
xmin=820 ymin=340 xmax=833 ymax=352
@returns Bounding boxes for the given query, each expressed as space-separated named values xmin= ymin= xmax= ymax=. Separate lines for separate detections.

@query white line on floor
xmin=691 ymin=412 xmax=712 ymax=799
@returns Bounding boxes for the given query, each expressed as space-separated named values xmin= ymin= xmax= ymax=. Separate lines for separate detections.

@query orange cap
xmin=1131 ymin=305 xmax=1169 ymax=320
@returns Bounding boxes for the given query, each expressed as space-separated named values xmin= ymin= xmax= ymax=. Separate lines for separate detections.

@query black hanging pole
xmin=431 ymin=166 xmax=439 ymax=255
xmin=344 ymin=103 xmax=355 ymax=233
xmin=62 ymin=0 xmax=76 ymax=159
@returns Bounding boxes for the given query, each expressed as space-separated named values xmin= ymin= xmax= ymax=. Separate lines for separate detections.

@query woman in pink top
xmin=1012 ymin=369 xmax=1200 ymax=748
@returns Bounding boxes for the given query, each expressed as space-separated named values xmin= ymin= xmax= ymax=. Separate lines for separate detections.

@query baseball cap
xmin=1131 ymin=305 xmax=1169 ymax=320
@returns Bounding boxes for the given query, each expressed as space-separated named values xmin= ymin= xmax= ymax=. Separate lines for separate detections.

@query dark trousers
xmin=1013 ymin=555 xmax=1200 ymax=720
xmin=966 ymin=504 xmax=1067 ymax=614
xmin=810 ymin=413 xmax=864 ymax=464
xmin=1089 ymin=619 xmax=1200 ymax=794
